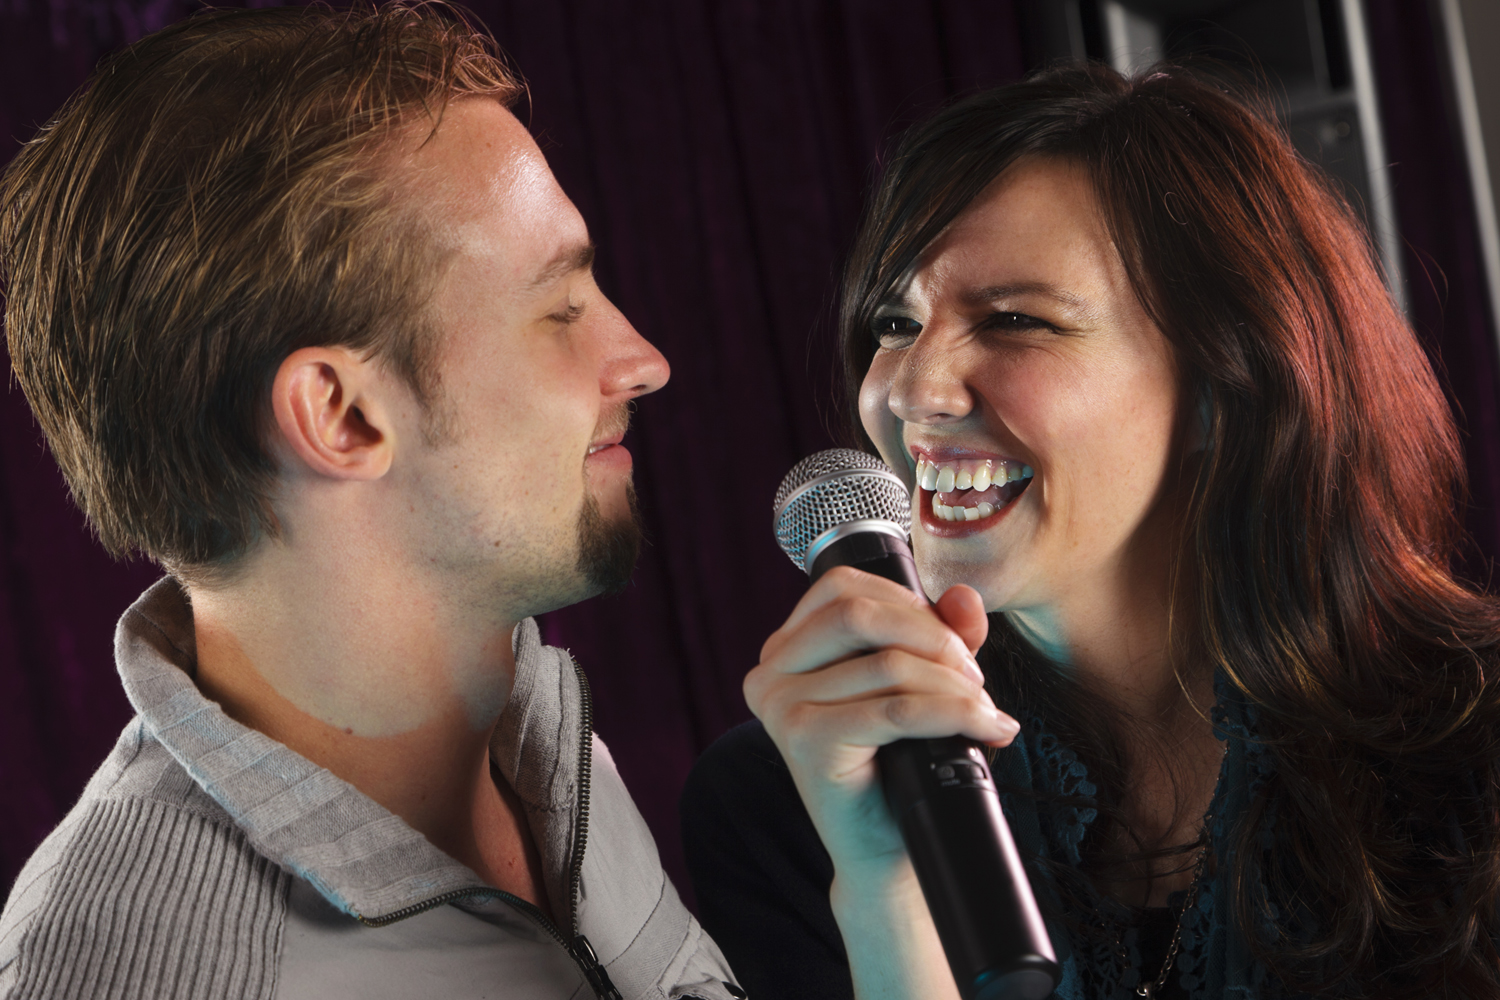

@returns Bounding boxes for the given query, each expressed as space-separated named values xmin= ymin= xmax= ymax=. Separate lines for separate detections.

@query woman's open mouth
xmin=914 ymin=454 xmax=1033 ymax=527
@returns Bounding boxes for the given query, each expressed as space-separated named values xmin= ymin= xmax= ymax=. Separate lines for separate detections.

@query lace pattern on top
xmin=999 ymin=682 xmax=1288 ymax=1000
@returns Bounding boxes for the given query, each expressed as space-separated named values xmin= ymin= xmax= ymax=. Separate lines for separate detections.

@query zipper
xmin=564 ymin=656 xmax=621 ymax=1000
xmin=356 ymin=656 xmax=620 ymax=1000
xmin=359 ymin=886 xmax=618 ymax=998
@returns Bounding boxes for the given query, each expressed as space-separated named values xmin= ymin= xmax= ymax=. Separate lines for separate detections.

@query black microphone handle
xmin=808 ymin=531 xmax=1059 ymax=1000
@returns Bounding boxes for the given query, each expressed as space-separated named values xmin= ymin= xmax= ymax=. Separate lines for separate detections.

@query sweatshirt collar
xmin=113 ymin=576 xmax=581 ymax=922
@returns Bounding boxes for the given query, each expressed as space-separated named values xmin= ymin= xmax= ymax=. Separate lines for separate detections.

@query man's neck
xmin=186 ymin=543 xmax=553 ymax=915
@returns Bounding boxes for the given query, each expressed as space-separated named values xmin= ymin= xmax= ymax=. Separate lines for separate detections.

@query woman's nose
xmin=886 ymin=337 xmax=976 ymax=426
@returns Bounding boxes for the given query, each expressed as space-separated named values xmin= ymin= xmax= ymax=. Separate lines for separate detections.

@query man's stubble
xmin=576 ymin=479 xmax=643 ymax=595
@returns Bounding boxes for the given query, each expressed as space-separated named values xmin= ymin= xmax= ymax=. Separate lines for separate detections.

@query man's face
xmin=385 ymin=99 xmax=668 ymax=619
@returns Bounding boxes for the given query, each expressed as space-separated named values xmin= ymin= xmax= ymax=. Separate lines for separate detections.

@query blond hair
xmin=0 ymin=2 xmax=522 ymax=579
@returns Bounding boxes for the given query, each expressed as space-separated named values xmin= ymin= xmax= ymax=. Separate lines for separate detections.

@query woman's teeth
xmin=915 ymin=456 xmax=1034 ymax=523
xmin=917 ymin=456 xmax=1031 ymax=492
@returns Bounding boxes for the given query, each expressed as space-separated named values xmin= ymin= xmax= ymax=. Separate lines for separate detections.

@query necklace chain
xmin=1129 ymin=822 xmax=1213 ymax=998
xmin=1118 ymin=742 xmax=1227 ymax=999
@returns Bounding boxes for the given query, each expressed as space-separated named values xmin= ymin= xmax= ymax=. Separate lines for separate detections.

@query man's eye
xmin=551 ymin=303 xmax=586 ymax=324
xmin=871 ymin=315 xmax=922 ymax=347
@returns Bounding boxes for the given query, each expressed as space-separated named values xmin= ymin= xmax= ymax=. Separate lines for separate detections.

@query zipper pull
xmin=572 ymin=933 xmax=622 ymax=1000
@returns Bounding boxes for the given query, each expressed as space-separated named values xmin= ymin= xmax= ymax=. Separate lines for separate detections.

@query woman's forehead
xmin=900 ymin=159 xmax=1125 ymax=309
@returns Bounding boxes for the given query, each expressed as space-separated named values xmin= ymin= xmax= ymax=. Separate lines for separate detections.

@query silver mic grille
xmin=772 ymin=448 xmax=911 ymax=573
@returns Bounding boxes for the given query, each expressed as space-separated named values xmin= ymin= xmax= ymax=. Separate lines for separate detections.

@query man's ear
xmin=271 ymin=347 xmax=394 ymax=481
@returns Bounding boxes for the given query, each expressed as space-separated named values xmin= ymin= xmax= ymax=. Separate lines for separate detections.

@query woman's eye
xmin=871 ymin=315 xmax=923 ymax=347
xmin=984 ymin=311 xmax=1054 ymax=333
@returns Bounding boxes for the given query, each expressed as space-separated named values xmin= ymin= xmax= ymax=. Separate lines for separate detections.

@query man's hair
xmin=0 ymin=2 xmax=522 ymax=580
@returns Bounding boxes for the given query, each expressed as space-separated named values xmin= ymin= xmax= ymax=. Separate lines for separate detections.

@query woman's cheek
xmin=859 ymin=361 xmax=901 ymax=456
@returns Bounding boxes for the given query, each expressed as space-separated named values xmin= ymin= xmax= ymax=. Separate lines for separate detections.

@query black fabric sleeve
xmin=680 ymin=720 xmax=855 ymax=1000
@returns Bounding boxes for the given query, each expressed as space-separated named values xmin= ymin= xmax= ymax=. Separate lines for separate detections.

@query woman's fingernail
xmin=984 ymin=701 xmax=1019 ymax=737
xmin=964 ymin=655 xmax=985 ymax=685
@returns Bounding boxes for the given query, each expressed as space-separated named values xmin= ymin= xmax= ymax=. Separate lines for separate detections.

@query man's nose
xmin=599 ymin=300 xmax=670 ymax=399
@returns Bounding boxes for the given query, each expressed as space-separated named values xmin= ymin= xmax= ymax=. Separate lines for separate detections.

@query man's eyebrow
xmin=527 ymin=241 xmax=596 ymax=292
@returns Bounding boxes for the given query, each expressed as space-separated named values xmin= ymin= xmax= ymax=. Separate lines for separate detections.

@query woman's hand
xmin=742 ymin=566 xmax=1020 ymax=1000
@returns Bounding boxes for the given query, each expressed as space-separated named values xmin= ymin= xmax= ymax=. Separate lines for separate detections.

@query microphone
xmin=773 ymin=448 xmax=1059 ymax=1000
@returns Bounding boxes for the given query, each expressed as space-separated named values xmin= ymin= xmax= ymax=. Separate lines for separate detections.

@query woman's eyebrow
xmin=959 ymin=282 xmax=1089 ymax=310
xmin=875 ymin=282 xmax=1094 ymax=320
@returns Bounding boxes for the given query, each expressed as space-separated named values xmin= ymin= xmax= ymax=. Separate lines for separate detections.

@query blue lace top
xmin=682 ymin=685 xmax=1352 ymax=999
xmin=994 ymin=684 xmax=1292 ymax=999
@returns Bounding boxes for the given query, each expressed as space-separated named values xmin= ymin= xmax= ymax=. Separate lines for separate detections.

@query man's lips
xmin=588 ymin=404 xmax=632 ymax=459
xmin=587 ymin=436 xmax=623 ymax=456
xmin=585 ymin=431 xmax=632 ymax=472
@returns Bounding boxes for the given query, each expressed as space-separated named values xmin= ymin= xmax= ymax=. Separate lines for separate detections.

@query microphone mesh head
xmin=772 ymin=448 xmax=911 ymax=573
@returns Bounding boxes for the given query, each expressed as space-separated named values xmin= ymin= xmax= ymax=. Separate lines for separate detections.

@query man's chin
xmin=576 ymin=482 xmax=643 ymax=596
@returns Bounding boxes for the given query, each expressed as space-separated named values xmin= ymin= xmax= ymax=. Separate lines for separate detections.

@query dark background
xmin=1 ymin=0 xmax=1495 ymax=909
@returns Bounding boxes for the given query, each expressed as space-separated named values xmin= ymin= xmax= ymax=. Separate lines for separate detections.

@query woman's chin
xmin=912 ymin=557 xmax=1014 ymax=611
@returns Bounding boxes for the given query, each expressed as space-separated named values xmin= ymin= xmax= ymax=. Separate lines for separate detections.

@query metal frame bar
xmin=1340 ymin=0 xmax=1408 ymax=315
xmin=1437 ymin=0 xmax=1500 ymax=359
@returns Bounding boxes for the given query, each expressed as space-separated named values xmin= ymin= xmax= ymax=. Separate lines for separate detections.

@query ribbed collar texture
xmin=112 ymin=577 xmax=584 ymax=923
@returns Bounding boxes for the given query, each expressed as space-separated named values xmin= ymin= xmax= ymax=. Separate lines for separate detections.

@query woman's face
xmin=860 ymin=157 xmax=1187 ymax=619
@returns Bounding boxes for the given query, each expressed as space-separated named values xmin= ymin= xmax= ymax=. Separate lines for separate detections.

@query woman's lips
xmin=916 ymin=475 xmax=1032 ymax=535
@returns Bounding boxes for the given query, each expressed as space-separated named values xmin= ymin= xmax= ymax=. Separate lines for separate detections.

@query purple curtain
xmin=0 ymin=0 xmax=1493 ymax=912
xmin=1364 ymin=3 xmax=1500 ymax=573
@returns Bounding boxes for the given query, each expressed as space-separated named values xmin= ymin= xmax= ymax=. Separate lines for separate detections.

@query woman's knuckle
xmin=743 ymin=664 xmax=771 ymax=700
xmin=824 ymin=564 xmax=860 ymax=586
xmin=883 ymin=694 xmax=914 ymax=728
xmin=782 ymin=699 xmax=814 ymax=731
xmin=863 ymin=649 xmax=898 ymax=686
xmin=840 ymin=596 xmax=879 ymax=633
xmin=782 ymin=718 xmax=825 ymax=762
xmin=759 ymin=630 xmax=788 ymax=663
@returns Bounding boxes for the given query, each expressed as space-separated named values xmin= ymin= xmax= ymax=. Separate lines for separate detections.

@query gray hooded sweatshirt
xmin=0 ymin=579 xmax=740 ymax=1000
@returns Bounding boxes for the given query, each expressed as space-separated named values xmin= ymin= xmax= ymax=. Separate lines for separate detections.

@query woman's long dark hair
xmin=840 ymin=64 xmax=1500 ymax=996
